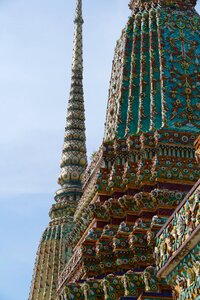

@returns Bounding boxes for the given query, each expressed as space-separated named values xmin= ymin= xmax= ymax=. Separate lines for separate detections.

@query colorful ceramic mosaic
xmin=29 ymin=1 xmax=87 ymax=299
xmin=104 ymin=0 xmax=200 ymax=141
xmin=156 ymin=183 xmax=200 ymax=273
xmin=59 ymin=267 xmax=172 ymax=300
xmin=29 ymin=0 xmax=200 ymax=300
xmin=55 ymin=0 xmax=87 ymax=202
xmin=155 ymin=178 xmax=200 ymax=299
xmin=166 ymin=243 xmax=200 ymax=300
xmin=95 ymin=130 xmax=199 ymax=199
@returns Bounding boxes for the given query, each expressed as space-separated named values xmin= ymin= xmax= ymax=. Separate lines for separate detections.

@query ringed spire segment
xmin=55 ymin=0 xmax=87 ymax=202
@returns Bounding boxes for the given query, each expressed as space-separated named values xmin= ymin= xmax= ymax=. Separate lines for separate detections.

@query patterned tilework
xmin=30 ymin=1 xmax=200 ymax=299
xmin=29 ymin=200 xmax=77 ymax=300
xmin=166 ymin=243 xmax=200 ymax=300
xmin=55 ymin=0 xmax=87 ymax=201
xmin=29 ymin=1 xmax=87 ymax=299
xmin=155 ymin=180 xmax=200 ymax=299
xmin=104 ymin=0 xmax=200 ymax=141
xmin=59 ymin=267 xmax=172 ymax=300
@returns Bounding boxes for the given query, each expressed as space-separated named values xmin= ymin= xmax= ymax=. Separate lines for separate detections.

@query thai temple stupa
xmin=29 ymin=0 xmax=200 ymax=299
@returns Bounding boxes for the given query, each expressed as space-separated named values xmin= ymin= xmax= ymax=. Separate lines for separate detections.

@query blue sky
xmin=0 ymin=1 xmax=199 ymax=300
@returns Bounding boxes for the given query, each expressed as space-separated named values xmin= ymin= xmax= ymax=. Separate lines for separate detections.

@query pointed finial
xmin=74 ymin=0 xmax=84 ymax=24
xmin=72 ymin=0 xmax=84 ymax=71
xmin=55 ymin=0 xmax=87 ymax=202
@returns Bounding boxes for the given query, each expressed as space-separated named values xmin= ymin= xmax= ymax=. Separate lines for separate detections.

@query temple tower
xmin=29 ymin=0 xmax=200 ymax=299
xmin=29 ymin=1 xmax=87 ymax=299
xmin=55 ymin=0 xmax=87 ymax=203
xmin=57 ymin=0 xmax=200 ymax=299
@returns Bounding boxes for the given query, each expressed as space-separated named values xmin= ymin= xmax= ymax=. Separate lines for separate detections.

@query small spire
xmin=72 ymin=0 xmax=84 ymax=71
xmin=55 ymin=0 xmax=87 ymax=202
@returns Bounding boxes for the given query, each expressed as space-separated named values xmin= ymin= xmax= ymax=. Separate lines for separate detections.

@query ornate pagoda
xmin=29 ymin=0 xmax=200 ymax=299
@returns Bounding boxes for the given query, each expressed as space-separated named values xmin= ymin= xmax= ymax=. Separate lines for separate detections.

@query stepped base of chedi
xmin=29 ymin=0 xmax=200 ymax=299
